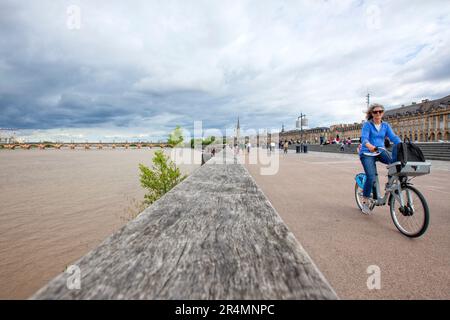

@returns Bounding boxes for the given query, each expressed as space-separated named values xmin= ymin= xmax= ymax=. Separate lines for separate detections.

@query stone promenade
xmin=243 ymin=149 xmax=450 ymax=299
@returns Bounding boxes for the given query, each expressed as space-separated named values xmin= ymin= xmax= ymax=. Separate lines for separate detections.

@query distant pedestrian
xmin=347 ymin=137 xmax=351 ymax=145
xmin=283 ymin=141 xmax=289 ymax=154
xmin=211 ymin=148 xmax=216 ymax=157
xmin=357 ymin=137 xmax=362 ymax=153
xmin=270 ymin=142 xmax=276 ymax=152
xmin=303 ymin=141 xmax=308 ymax=153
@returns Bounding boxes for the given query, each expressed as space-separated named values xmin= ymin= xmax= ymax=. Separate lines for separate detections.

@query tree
xmin=190 ymin=136 xmax=216 ymax=149
xmin=139 ymin=150 xmax=187 ymax=205
xmin=167 ymin=126 xmax=184 ymax=148
xmin=168 ymin=125 xmax=184 ymax=165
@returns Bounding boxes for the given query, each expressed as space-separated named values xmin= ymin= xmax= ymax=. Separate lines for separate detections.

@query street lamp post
xmin=297 ymin=113 xmax=307 ymax=143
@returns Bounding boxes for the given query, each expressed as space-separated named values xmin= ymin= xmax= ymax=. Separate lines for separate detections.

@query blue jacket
xmin=359 ymin=120 xmax=401 ymax=155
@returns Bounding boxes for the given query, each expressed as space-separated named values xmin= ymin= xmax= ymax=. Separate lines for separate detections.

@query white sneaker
xmin=361 ymin=203 xmax=372 ymax=215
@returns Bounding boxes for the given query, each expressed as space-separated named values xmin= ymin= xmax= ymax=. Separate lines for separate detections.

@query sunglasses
xmin=372 ymin=110 xmax=384 ymax=114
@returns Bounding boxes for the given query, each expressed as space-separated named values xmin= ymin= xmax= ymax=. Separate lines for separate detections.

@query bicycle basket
xmin=387 ymin=161 xmax=431 ymax=177
xmin=355 ymin=173 xmax=366 ymax=189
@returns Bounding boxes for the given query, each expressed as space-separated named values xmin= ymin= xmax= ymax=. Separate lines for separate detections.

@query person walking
xmin=283 ymin=141 xmax=289 ymax=154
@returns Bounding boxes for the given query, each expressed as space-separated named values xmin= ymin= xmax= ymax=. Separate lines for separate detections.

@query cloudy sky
xmin=1 ymin=0 xmax=450 ymax=142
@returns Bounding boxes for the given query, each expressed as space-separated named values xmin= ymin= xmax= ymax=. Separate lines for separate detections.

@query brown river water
xmin=0 ymin=149 xmax=199 ymax=299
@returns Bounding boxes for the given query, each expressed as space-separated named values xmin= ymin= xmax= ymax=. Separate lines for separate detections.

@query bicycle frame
xmin=363 ymin=147 xmax=408 ymax=209
xmin=370 ymin=173 xmax=408 ymax=208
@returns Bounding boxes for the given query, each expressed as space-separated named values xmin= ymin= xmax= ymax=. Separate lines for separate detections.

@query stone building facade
xmin=329 ymin=123 xmax=362 ymax=141
xmin=279 ymin=94 xmax=450 ymax=144
xmin=384 ymin=95 xmax=450 ymax=142
xmin=0 ymin=130 xmax=17 ymax=144
xmin=279 ymin=127 xmax=330 ymax=144
xmin=280 ymin=125 xmax=361 ymax=145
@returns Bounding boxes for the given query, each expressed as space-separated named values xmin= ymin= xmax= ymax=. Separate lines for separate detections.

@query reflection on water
xmin=0 ymin=149 xmax=199 ymax=299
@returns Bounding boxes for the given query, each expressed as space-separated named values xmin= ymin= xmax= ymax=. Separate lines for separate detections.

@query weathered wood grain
xmin=31 ymin=148 xmax=337 ymax=300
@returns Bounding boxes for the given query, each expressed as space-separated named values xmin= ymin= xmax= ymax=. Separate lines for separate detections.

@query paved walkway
xmin=243 ymin=149 xmax=450 ymax=299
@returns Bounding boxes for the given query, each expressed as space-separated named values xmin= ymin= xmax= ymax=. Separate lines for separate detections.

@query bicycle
xmin=354 ymin=148 xmax=431 ymax=238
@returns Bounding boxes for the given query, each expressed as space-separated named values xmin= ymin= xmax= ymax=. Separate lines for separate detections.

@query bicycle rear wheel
xmin=389 ymin=185 xmax=429 ymax=238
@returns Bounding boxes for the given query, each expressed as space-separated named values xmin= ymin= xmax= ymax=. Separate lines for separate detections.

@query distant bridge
xmin=0 ymin=142 xmax=171 ymax=150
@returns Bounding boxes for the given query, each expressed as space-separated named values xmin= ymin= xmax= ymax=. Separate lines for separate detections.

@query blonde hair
xmin=366 ymin=103 xmax=385 ymax=121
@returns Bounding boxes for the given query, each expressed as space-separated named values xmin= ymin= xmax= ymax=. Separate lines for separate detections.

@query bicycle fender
xmin=355 ymin=173 xmax=366 ymax=189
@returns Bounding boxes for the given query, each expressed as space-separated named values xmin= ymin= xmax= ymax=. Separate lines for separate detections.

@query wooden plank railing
xmin=31 ymin=148 xmax=337 ymax=300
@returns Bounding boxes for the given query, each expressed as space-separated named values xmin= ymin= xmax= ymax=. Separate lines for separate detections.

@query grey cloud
xmin=1 ymin=0 xmax=450 ymax=141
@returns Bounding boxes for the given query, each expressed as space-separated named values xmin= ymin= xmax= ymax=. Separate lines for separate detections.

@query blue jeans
xmin=359 ymin=148 xmax=397 ymax=197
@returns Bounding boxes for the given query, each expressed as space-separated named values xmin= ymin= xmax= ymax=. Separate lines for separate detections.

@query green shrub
xmin=139 ymin=150 xmax=187 ymax=205
xmin=204 ymin=136 xmax=215 ymax=146
xmin=190 ymin=136 xmax=216 ymax=149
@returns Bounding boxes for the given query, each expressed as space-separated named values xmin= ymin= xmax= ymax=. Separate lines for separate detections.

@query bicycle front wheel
xmin=355 ymin=182 xmax=364 ymax=211
xmin=389 ymin=185 xmax=430 ymax=238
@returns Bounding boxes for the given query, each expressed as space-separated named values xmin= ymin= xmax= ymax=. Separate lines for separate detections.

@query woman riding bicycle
xmin=359 ymin=103 xmax=401 ymax=214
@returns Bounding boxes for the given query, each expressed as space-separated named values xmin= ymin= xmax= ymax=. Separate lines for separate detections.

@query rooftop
xmin=384 ymin=94 xmax=450 ymax=117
